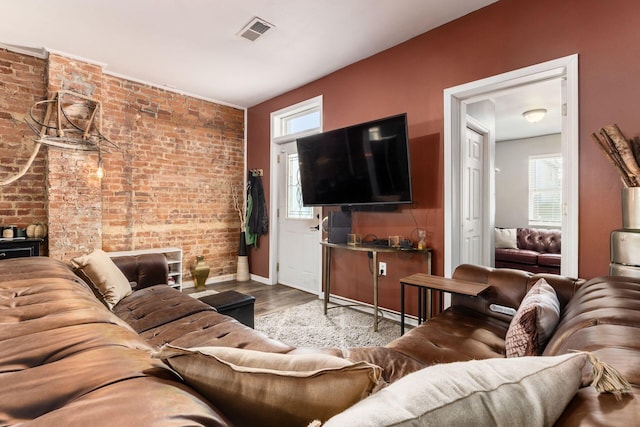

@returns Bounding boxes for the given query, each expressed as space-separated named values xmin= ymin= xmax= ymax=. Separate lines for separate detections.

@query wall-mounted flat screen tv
xmin=296 ymin=113 xmax=412 ymax=207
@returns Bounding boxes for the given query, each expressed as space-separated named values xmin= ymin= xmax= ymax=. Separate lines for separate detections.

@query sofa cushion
xmin=112 ymin=285 xmax=213 ymax=333
xmin=495 ymin=228 xmax=518 ymax=249
xmin=518 ymin=227 xmax=561 ymax=254
xmin=387 ymin=307 xmax=509 ymax=363
xmin=538 ymin=252 xmax=561 ymax=267
xmin=542 ymin=277 xmax=640 ymax=389
xmin=495 ymin=247 xmax=539 ymax=265
xmin=140 ymin=310 xmax=295 ymax=353
xmin=154 ymin=345 xmax=382 ymax=427
xmin=110 ymin=253 xmax=169 ymax=290
xmin=318 ymin=353 xmax=587 ymax=427
xmin=505 ymin=278 xmax=560 ymax=357
xmin=71 ymin=249 xmax=132 ymax=310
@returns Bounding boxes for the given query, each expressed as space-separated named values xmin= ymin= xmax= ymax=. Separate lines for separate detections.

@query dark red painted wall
xmin=247 ymin=0 xmax=640 ymax=309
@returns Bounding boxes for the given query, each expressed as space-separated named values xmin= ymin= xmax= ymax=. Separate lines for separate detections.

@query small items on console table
xmin=399 ymin=273 xmax=490 ymax=334
xmin=0 ymin=238 xmax=44 ymax=259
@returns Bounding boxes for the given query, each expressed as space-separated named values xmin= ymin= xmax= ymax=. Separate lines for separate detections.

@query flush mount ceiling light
xmin=522 ymin=108 xmax=547 ymax=123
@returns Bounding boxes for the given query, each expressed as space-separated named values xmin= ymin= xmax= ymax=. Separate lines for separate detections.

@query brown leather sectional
xmin=0 ymin=255 xmax=638 ymax=425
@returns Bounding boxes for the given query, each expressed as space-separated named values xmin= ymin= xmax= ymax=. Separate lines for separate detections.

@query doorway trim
xmin=444 ymin=54 xmax=579 ymax=278
xmin=268 ymin=96 xmax=323 ymax=286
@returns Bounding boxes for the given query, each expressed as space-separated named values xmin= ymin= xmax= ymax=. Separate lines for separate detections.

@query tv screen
xmin=296 ymin=113 xmax=412 ymax=207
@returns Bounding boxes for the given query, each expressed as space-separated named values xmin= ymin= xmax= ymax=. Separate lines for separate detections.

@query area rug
xmin=255 ymin=299 xmax=401 ymax=348
xmin=187 ymin=289 xmax=219 ymax=299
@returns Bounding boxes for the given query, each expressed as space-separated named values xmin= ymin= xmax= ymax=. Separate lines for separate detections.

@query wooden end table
xmin=399 ymin=273 xmax=490 ymax=334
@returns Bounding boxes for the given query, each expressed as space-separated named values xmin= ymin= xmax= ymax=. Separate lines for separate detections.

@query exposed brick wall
xmin=0 ymin=49 xmax=245 ymax=282
xmin=45 ymin=54 xmax=104 ymax=260
xmin=98 ymin=74 xmax=245 ymax=278
xmin=0 ymin=49 xmax=47 ymax=229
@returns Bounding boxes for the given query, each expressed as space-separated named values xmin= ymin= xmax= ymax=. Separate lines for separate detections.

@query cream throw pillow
xmin=71 ymin=249 xmax=132 ymax=310
xmin=318 ymin=353 xmax=587 ymax=427
xmin=495 ymin=227 xmax=518 ymax=249
xmin=505 ymin=278 xmax=561 ymax=357
xmin=154 ymin=345 xmax=382 ymax=427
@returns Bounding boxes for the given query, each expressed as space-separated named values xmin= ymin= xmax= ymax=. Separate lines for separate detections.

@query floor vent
xmin=238 ymin=17 xmax=274 ymax=42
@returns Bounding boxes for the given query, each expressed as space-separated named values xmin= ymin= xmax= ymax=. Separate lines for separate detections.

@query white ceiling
xmin=1 ymin=0 xmax=559 ymax=141
xmin=0 ymin=0 xmax=498 ymax=108
xmin=491 ymin=78 xmax=563 ymax=142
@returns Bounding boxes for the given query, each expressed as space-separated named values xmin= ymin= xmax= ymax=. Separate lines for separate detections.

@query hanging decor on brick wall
xmin=1 ymin=89 xmax=118 ymax=186
xmin=25 ymin=90 xmax=115 ymax=151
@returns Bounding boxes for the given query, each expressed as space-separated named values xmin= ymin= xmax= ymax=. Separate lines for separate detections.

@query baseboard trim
xmin=325 ymin=294 xmax=420 ymax=328
xmin=182 ymin=274 xmax=236 ymax=289
xmin=249 ymin=274 xmax=271 ymax=285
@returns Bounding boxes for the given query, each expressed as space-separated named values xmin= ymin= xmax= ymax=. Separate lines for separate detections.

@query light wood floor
xmin=185 ymin=280 xmax=318 ymax=317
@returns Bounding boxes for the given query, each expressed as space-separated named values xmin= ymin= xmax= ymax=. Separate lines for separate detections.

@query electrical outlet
xmin=379 ymin=262 xmax=387 ymax=276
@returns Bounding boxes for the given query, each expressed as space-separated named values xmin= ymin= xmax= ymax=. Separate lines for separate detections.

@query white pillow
xmin=495 ymin=227 xmax=518 ymax=249
xmin=319 ymin=353 xmax=587 ymax=427
xmin=72 ymin=249 xmax=132 ymax=309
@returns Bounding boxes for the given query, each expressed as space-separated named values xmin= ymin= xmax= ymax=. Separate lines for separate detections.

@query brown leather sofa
xmin=388 ymin=264 xmax=640 ymax=426
xmin=495 ymin=227 xmax=562 ymax=273
xmin=0 ymin=255 xmax=637 ymax=426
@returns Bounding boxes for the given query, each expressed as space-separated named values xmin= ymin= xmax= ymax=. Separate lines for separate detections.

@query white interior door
xmin=461 ymin=127 xmax=484 ymax=265
xmin=276 ymin=142 xmax=321 ymax=294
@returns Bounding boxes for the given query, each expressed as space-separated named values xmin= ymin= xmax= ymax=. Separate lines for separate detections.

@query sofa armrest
xmin=452 ymin=264 xmax=531 ymax=321
xmin=451 ymin=264 xmax=584 ymax=321
xmin=111 ymin=253 xmax=169 ymax=290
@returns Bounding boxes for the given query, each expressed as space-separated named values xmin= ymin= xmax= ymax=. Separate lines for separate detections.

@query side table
xmin=198 ymin=290 xmax=256 ymax=328
xmin=399 ymin=273 xmax=490 ymax=334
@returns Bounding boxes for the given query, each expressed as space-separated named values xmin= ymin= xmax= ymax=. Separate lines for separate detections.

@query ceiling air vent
xmin=238 ymin=17 xmax=274 ymax=42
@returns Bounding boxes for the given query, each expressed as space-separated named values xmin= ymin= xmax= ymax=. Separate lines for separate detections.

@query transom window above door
xmin=271 ymin=96 xmax=323 ymax=220
xmin=271 ymin=96 xmax=322 ymax=142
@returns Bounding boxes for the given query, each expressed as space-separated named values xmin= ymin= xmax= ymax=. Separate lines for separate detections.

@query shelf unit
xmin=107 ymin=247 xmax=183 ymax=291
xmin=0 ymin=238 xmax=44 ymax=259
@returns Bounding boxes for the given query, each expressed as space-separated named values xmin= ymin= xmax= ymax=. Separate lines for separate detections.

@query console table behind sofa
xmin=321 ymin=241 xmax=432 ymax=332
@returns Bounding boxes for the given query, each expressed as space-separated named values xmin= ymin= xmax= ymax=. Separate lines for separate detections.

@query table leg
xmin=400 ymin=283 xmax=405 ymax=335
xmin=323 ymin=245 xmax=331 ymax=315
xmin=426 ymin=288 xmax=432 ymax=320
xmin=372 ymin=251 xmax=379 ymax=332
xmin=418 ymin=287 xmax=427 ymax=324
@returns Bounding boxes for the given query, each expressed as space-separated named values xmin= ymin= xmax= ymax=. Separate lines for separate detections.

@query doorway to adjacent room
xmin=444 ymin=55 xmax=579 ymax=280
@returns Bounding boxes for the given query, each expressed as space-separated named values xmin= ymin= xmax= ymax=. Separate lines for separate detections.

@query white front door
xmin=276 ymin=141 xmax=321 ymax=294
xmin=461 ymin=127 xmax=484 ymax=265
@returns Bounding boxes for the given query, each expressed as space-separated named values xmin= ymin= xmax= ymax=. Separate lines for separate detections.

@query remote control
xmin=489 ymin=304 xmax=516 ymax=316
